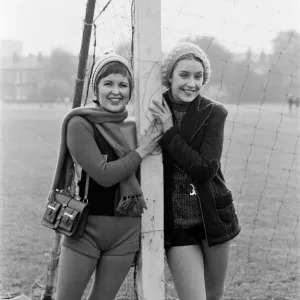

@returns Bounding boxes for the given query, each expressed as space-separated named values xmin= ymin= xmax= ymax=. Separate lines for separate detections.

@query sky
xmin=0 ymin=0 xmax=299 ymax=57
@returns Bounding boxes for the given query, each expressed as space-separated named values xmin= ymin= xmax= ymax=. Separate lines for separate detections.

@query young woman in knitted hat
xmin=51 ymin=53 xmax=162 ymax=300
xmin=150 ymin=42 xmax=241 ymax=300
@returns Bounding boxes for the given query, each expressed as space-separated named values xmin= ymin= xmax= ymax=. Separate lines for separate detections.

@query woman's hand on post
xmin=135 ymin=119 xmax=162 ymax=159
xmin=149 ymin=97 xmax=173 ymax=134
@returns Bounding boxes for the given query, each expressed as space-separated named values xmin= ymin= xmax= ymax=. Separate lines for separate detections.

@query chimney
xmin=12 ymin=52 xmax=20 ymax=63
xmin=38 ymin=52 xmax=43 ymax=63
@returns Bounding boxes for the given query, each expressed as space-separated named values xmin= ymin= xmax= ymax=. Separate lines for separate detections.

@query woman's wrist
xmin=135 ymin=147 xmax=147 ymax=159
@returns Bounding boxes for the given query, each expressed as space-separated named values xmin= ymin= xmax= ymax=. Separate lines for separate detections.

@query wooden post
xmin=38 ymin=2 xmax=96 ymax=299
xmin=72 ymin=0 xmax=96 ymax=108
xmin=133 ymin=1 xmax=164 ymax=299
xmin=40 ymin=232 xmax=62 ymax=300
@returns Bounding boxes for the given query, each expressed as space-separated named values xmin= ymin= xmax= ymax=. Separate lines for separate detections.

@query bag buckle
xmin=47 ymin=204 xmax=57 ymax=211
xmin=189 ymin=184 xmax=196 ymax=196
xmin=63 ymin=212 xmax=74 ymax=219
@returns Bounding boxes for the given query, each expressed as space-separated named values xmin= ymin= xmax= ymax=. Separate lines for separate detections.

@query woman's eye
xmin=180 ymin=74 xmax=188 ymax=78
xmin=195 ymin=75 xmax=203 ymax=80
xmin=120 ymin=84 xmax=128 ymax=88
xmin=104 ymin=82 xmax=111 ymax=86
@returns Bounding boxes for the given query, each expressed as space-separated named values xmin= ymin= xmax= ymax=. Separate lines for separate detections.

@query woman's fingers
xmin=149 ymin=104 xmax=168 ymax=120
xmin=146 ymin=118 xmax=163 ymax=136
xmin=150 ymin=110 xmax=164 ymax=123
xmin=152 ymin=100 xmax=166 ymax=112
xmin=149 ymin=106 xmax=163 ymax=117
xmin=151 ymin=99 xmax=172 ymax=121
xmin=150 ymin=111 xmax=161 ymax=118
xmin=146 ymin=118 xmax=157 ymax=134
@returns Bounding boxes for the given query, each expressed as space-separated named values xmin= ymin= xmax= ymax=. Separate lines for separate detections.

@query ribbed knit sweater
xmin=66 ymin=116 xmax=142 ymax=214
xmin=170 ymin=99 xmax=203 ymax=228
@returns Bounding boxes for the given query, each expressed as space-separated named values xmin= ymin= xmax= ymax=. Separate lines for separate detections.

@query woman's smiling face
xmin=170 ymin=58 xmax=204 ymax=103
xmin=97 ymin=73 xmax=130 ymax=112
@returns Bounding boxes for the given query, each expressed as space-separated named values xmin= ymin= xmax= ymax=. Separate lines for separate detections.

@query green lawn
xmin=0 ymin=102 xmax=299 ymax=299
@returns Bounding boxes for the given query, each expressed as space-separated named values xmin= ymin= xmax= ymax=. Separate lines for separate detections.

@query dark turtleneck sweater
xmin=168 ymin=92 xmax=203 ymax=228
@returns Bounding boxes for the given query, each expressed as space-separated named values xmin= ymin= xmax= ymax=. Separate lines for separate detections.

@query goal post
xmin=132 ymin=0 xmax=165 ymax=299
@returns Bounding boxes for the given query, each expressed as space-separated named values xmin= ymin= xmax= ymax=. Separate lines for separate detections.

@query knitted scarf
xmin=47 ymin=106 xmax=147 ymax=217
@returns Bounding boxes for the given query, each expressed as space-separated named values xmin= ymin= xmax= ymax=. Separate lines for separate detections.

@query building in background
xmin=0 ymin=40 xmax=45 ymax=102
xmin=0 ymin=40 xmax=23 ymax=58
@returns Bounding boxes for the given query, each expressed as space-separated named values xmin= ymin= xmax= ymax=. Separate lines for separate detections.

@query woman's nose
xmin=111 ymin=85 xmax=120 ymax=94
xmin=186 ymin=80 xmax=196 ymax=88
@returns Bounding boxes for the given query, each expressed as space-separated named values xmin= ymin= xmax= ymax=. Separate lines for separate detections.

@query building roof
xmin=0 ymin=55 xmax=45 ymax=71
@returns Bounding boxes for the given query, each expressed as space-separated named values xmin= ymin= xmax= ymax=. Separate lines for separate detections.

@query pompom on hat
xmin=90 ymin=51 xmax=134 ymax=99
xmin=161 ymin=42 xmax=211 ymax=88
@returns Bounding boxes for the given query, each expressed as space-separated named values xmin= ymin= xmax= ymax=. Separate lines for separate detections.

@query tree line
xmin=41 ymin=30 xmax=299 ymax=105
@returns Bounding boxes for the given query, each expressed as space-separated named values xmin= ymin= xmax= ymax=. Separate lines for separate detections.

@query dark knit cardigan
xmin=169 ymin=100 xmax=202 ymax=228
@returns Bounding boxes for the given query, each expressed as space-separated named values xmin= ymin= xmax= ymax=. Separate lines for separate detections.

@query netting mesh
xmin=71 ymin=0 xmax=300 ymax=299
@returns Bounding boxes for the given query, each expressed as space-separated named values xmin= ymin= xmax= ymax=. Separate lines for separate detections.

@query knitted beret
xmin=90 ymin=51 xmax=134 ymax=99
xmin=161 ymin=42 xmax=211 ymax=88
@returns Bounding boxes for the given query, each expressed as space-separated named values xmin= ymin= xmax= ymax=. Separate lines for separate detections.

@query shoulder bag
xmin=41 ymin=175 xmax=90 ymax=238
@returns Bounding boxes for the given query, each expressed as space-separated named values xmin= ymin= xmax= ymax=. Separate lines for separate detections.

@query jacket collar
xmin=163 ymin=90 xmax=215 ymax=142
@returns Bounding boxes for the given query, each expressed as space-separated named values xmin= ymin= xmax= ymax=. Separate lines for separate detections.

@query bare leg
xmin=56 ymin=246 xmax=98 ymax=300
xmin=167 ymin=245 xmax=206 ymax=300
xmin=87 ymin=252 xmax=136 ymax=300
xmin=201 ymin=240 xmax=231 ymax=300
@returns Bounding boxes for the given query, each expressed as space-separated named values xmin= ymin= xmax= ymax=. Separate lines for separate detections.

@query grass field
xmin=0 ymin=102 xmax=299 ymax=299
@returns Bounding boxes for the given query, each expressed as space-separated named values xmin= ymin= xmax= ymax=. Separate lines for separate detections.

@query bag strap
xmin=83 ymin=174 xmax=90 ymax=203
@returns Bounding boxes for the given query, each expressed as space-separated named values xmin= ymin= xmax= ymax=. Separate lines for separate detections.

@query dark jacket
xmin=159 ymin=91 xmax=241 ymax=247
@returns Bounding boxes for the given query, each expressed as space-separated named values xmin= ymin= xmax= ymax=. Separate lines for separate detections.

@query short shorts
xmin=164 ymin=223 xmax=206 ymax=251
xmin=62 ymin=215 xmax=141 ymax=259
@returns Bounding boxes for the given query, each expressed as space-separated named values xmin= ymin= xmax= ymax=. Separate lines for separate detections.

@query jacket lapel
xmin=181 ymin=95 xmax=215 ymax=143
xmin=163 ymin=91 xmax=215 ymax=143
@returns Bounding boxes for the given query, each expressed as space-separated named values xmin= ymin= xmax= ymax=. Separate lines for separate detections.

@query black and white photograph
xmin=0 ymin=0 xmax=299 ymax=299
